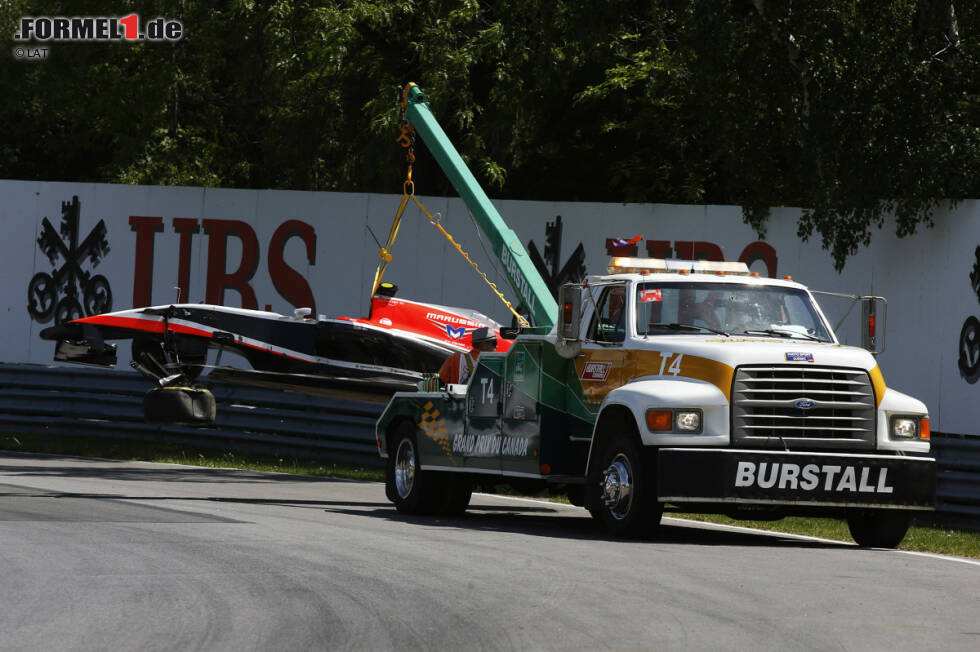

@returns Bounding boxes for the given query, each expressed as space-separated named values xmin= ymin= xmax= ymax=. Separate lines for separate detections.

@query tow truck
xmin=375 ymin=84 xmax=936 ymax=547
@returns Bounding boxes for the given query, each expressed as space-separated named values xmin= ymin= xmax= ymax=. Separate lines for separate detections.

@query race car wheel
xmin=386 ymin=422 xmax=443 ymax=515
xmin=845 ymin=508 xmax=913 ymax=548
xmin=591 ymin=430 xmax=662 ymax=539
xmin=143 ymin=386 xmax=216 ymax=425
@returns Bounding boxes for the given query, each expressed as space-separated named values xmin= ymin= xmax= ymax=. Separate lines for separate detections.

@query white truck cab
xmin=378 ymin=258 xmax=935 ymax=547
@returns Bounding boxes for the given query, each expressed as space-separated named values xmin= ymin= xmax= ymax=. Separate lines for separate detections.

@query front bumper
xmin=657 ymin=448 xmax=935 ymax=510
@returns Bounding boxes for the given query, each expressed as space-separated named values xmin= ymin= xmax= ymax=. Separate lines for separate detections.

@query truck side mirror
xmin=555 ymin=283 xmax=583 ymax=358
xmin=861 ymin=296 xmax=887 ymax=355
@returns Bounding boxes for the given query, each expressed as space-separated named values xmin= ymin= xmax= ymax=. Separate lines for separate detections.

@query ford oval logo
xmin=794 ymin=398 xmax=816 ymax=410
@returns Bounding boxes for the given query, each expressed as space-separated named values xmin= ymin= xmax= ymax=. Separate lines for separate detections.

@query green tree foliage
xmin=1 ymin=1 xmax=978 ymax=268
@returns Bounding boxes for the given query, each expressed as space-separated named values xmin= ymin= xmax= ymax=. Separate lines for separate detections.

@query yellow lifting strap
xmin=370 ymin=116 xmax=416 ymax=297
xmin=370 ymin=186 xmax=530 ymax=328
xmin=370 ymin=87 xmax=530 ymax=327
xmin=414 ymin=197 xmax=530 ymax=328
xmin=369 ymin=186 xmax=410 ymax=297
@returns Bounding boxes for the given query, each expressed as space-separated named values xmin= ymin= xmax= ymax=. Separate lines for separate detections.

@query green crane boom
xmin=402 ymin=84 xmax=558 ymax=329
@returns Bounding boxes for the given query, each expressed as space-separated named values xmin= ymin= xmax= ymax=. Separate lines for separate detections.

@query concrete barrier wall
xmin=4 ymin=179 xmax=979 ymax=434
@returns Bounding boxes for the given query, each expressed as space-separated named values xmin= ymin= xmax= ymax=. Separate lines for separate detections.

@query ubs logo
xmin=27 ymin=196 xmax=112 ymax=325
xmin=959 ymin=246 xmax=980 ymax=384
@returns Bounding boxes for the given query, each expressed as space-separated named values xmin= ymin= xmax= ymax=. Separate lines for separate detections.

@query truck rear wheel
xmin=386 ymin=422 xmax=443 ymax=515
xmin=591 ymin=430 xmax=662 ymax=538
xmin=845 ymin=508 xmax=913 ymax=548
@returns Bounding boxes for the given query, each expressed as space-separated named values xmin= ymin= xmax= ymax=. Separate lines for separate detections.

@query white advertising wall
xmin=3 ymin=179 xmax=978 ymax=435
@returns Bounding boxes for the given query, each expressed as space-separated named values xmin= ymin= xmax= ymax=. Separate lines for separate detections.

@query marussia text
xmin=734 ymin=461 xmax=895 ymax=493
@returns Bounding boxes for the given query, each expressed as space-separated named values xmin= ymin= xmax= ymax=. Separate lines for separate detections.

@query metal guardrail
xmin=1 ymin=363 xmax=978 ymax=529
xmin=929 ymin=432 xmax=980 ymax=530
xmin=0 ymin=363 xmax=385 ymax=466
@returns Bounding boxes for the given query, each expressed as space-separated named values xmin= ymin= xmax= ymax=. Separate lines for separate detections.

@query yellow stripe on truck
xmin=576 ymin=350 xmax=735 ymax=403
xmin=868 ymin=365 xmax=886 ymax=407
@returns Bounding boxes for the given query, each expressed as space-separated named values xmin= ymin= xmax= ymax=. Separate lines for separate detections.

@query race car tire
xmin=143 ymin=386 xmax=216 ymax=425
xmin=845 ymin=508 xmax=913 ymax=548
xmin=590 ymin=429 xmax=662 ymax=539
xmin=386 ymin=422 xmax=443 ymax=515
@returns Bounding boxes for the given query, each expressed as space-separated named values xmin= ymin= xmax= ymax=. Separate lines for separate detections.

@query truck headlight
xmin=675 ymin=410 xmax=702 ymax=432
xmin=890 ymin=415 xmax=927 ymax=439
xmin=647 ymin=408 xmax=703 ymax=433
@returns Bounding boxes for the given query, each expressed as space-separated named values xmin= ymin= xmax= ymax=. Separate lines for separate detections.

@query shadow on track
xmin=0 ymin=453 xmax=852 ymax=550
xmin=323 ymin=503 xmax=850 ymax=550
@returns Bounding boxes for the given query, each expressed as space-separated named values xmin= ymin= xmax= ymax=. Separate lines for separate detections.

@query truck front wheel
xmin=386 ymin=422 xmax=443 ymax=514
xmin=845 ymin=508 xmax=913 ymax=548
xmin=440 ymin=475 xmax=472 ymax=516
xmin=591 ymin=431 xmax=662 ymax=538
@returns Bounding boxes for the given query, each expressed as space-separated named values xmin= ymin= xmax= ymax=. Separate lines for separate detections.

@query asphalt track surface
xmin=0 ymin=453 xmax=977 ymax=652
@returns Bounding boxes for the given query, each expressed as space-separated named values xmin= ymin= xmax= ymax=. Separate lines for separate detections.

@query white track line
xmin=476 ymin=492 xmax=980 ymax=567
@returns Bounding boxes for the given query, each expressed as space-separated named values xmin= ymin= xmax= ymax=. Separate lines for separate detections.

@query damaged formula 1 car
xmin=39 ymin=282 xmax=513 ymax=424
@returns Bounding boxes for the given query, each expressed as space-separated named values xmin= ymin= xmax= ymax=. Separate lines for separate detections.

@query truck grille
xmin=732 ymin=366 xmax=876 ymax=450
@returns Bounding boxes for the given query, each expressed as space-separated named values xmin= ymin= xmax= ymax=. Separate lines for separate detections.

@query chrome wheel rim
xmin=601 ymin=453 xmax=633 ymax=520
xmin=394 ymin=438 xmax=416 ymax=499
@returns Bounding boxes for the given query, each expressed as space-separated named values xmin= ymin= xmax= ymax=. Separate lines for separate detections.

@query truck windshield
xmin=635 ymin=282 xmax=833 ymax=342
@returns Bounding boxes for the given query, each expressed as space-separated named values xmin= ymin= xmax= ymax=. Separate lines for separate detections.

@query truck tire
xmin=143 ymin=386 xmax=216 ymax=425
xmin=591 ymin=430 xmax=662 ymax=538
xmin=845 ymin=508 xmax=913 ymax=548
xmin=439 ymin=475 xmax=473 ymax=516
xmin=386 ymin=422 xmax=444 ymax=515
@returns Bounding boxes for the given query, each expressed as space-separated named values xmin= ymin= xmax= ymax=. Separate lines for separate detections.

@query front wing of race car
xmin=43 ymin=322 xmax=118 ymax=367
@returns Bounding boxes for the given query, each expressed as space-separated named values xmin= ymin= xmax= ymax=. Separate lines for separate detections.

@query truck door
xmin=576 ymin=283 xmax=630 ymax=405
xmin=501 ymin=341 xmax=542 ymax=476
xmin=463 ymin=354 xmax=504 ymax=474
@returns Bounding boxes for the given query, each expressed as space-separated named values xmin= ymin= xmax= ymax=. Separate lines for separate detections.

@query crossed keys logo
xmin=27 ymin=196 xmax=113 ymax=325
xmin=959 ymin=245 xmax=980 ymax=384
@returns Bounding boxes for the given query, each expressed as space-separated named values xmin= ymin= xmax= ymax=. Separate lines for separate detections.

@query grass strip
xmin=3 ymin=432 xmax=977 ymax=558
xmin=0 ymin=432 xmax=384 ymax=482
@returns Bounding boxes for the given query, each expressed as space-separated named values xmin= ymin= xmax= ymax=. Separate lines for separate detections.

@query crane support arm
xmin=402 ymin=84 xmax=557 ymax=329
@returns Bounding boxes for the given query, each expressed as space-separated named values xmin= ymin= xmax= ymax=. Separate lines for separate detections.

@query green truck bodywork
xmin=377 ymin=338 xmax=597 ymax=480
